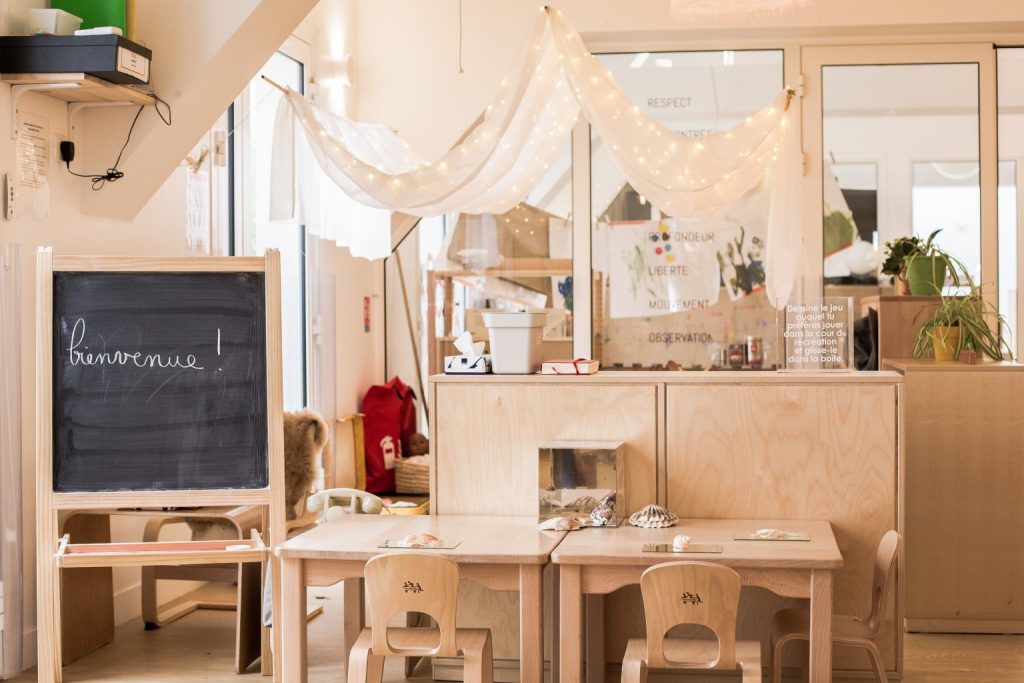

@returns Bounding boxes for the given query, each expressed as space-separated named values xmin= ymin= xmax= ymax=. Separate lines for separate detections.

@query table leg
xmin=280 ymin=557 xmax=307 ymax=683
xmin=343 ymin=578 xmax=366 ymax=659
xmin=809 ymin=569 xmax=833 ymax=683
xmin=585 ymin=595 xmax=604 ymax=683
xmin=551 ymin=566 xmax=560 ymax=683
xmin=519 ymin=564 xmax=544 ymax=683
xmin=559 ymin=565 xmax=583 ymax=683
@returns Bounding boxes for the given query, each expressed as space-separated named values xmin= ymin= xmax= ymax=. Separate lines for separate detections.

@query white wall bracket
xmin=67 ymin=101 xmax=144 ymax=147
xmin=10 ymin=83 xmax=78 ymax=139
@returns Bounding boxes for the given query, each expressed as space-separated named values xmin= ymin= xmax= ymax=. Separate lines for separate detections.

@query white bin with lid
xmin=482 ymin=311 xmax=546 ymax=374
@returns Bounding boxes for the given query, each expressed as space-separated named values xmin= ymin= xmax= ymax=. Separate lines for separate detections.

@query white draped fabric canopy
xmin=271 ymin=7 xmax=801 ymax=306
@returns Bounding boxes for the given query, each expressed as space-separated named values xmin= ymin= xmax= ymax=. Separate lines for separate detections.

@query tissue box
xmin=538 ymin=440 xmax=626 ymax=526
xmin=444 ymin=354 xmax=492 ymax=374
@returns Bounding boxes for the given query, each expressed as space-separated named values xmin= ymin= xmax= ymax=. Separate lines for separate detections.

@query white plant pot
xmin=483 ymin=311 xmax=546 ymax=374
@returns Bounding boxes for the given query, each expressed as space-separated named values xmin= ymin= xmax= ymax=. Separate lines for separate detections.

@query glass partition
xmin=821 ymin=63 xmax=981 ymax=306
xmin=426 ymin=142 xmax=573 ymax=375
xmin=591 ymin=49 xmax=784 ymax=370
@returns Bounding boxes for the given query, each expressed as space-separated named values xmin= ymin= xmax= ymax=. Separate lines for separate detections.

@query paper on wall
xmin=15 ymin=113 xmax=50 ymax=221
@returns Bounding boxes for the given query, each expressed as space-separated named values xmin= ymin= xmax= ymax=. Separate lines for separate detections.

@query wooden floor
xmin=12 ymin=582 xmax=1024 ymax=682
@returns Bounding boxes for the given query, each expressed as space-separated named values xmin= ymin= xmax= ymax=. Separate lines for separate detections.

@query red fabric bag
xmin=361 ymin=376 xmax=417 ymax=493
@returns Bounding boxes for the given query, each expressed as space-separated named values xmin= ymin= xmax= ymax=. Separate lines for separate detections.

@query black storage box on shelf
xmin=0 ymin=35 xmax=151 ymax=85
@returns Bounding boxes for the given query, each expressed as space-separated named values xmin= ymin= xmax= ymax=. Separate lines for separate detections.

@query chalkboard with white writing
xmin=52 ymin=271 xmax=269 ymax=492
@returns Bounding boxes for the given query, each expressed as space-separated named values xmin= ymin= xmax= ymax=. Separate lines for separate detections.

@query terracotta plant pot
xmin=959 ymin=349 xmax=978 ymax=365
xmin=930 ymin=325 xmax=961 ymax=362
xmin=907 ymin=256 xmax=948 ymax=295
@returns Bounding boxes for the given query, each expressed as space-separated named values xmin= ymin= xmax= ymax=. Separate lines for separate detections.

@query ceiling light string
xmin=458 ymin=0 xmax=465 ymax=74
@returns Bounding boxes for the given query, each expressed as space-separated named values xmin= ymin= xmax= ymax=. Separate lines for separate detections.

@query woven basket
xmin=394 ymin=456 xmax=430 ymax=494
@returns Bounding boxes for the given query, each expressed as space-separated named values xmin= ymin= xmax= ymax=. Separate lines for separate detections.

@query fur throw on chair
xmin=283 ymin=409 xmax=329 ymax=520
xmin=186 ymin=409 xmax=329 ymax=534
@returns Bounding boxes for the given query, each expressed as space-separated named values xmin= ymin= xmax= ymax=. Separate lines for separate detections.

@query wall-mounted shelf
xmin=2 ymin=72 xmax=154 ymax=138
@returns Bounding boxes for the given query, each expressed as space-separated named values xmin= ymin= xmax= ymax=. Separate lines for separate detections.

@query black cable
xmin=65 ymin=96 xmax=173 ymax=190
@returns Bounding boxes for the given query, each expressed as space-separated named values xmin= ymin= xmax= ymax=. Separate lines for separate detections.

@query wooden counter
xmin=429 ymin=370 xmax=904 ymax=681
xmin=884 ymin=359 xmax=1024 ymax=634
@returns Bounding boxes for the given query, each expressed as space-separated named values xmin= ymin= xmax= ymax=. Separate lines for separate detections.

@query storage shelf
xmin=56 ymin=534 xmax=267 ymax=569
xmin=2 ymin=72 xmax=154 ymax=105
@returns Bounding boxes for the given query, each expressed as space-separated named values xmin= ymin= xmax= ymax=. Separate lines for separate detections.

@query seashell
xmin=752 ymin=528 xmax=799 ymax=540
xmin=538 ymin=517 xmax=581 ymax=531
xmin=672 ymin=534 xmax=692 ymax=551
xmin=628 ymin=504 xmax=678 ymax=529
xmin=589 ymin=492 xmax=616 ymax=526
xmin=395 ymin=533 xmax=443 ymax=548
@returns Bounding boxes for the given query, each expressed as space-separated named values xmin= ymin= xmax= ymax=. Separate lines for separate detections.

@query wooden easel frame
xmin=35 ymin=250 xmax=287 ymax=682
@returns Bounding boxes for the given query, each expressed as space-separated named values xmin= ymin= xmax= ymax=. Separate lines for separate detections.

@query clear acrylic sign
xmin=780 ymin=297 xmax=854 ymax=371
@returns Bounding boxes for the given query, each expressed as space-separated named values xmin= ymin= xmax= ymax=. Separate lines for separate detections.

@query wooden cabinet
xmin=885 ymin=359 xmax=1024 ymax=633
xmin=861 ymin=295 xmax=941 ymax=361
xmin=430 ymin=371 xmax=904 ymax=680
xmin=666 ymin=383 xmax=901 ymax=672
xmin=432 ymin=381 xmax=659 ymax=517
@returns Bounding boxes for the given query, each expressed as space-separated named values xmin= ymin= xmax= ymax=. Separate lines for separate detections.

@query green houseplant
xmin=881 ymin=229 xmax=954 ymax=295
xmin=913 ymin=288 xmax=1011 ymax=362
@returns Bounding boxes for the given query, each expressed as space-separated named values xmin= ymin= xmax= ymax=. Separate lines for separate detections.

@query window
xmin=998 ymin=47 xmax=1024 ymax=356
xmin=229 ymin=46 xmax=310 ymax=410
xmin=590 ymin=49 xmax=785 ymax=370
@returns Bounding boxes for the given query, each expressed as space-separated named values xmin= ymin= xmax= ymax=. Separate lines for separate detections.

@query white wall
xmin=0 ymin=0 xmax=385 ymax=674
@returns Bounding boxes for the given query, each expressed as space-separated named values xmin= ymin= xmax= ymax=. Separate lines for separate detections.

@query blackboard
xmin=52 ymin=271 xmax=269 ymax=492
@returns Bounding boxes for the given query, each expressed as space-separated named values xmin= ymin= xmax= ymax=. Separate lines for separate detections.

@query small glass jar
xmin=727 ymin=343 xmax=746 ymax=368
xmin=746 ymin=336 xmax=764 ymax=367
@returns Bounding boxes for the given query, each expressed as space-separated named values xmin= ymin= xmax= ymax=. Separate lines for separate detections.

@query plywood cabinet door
xmin=665 ymin=383 xmax=900 ymax=672
xmin=433 ymin=383 xmax=659 ymax=517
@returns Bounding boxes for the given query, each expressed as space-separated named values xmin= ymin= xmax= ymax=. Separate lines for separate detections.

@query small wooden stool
xmin=348 ymin=552 xmax=493 ymax=683
xmin=771 ymin=530 xmax=902 ymax=683
xmin=622 ymin=561 xmax=762 ymax=683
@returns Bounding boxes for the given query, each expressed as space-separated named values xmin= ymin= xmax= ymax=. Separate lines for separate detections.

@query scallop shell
xmin=628 ymin=504 xmax=678 ymax=528
xmin=538 ymin=517 xmax=581 ymax=531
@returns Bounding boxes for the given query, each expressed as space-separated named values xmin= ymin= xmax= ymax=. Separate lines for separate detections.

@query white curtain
xmin=272 ymin=7 xmax=800 ymax=305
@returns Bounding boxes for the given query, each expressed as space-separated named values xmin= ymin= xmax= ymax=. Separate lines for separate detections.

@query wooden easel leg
xmin=37 ymin=512 xmax=62 ymax=683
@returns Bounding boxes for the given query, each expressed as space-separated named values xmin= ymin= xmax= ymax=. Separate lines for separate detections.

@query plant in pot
xmin=913 ymin=287 xmax=1011 ymax=362
xmin=881 ymin=229 xmax=954 ymax=295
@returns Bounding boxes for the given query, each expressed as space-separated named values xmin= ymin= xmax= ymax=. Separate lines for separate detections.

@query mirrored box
xmin=538 ymin=440 xmax=625 ymax=526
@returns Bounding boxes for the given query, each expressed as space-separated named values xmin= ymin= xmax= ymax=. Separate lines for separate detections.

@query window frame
xmin=228 ymin=36 xmax=314 ymax=407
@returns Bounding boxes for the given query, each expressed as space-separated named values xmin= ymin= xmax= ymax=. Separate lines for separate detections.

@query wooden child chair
xmin=348 ymin=552 xmax=493 ymax=683
xmin=622 ymin=561 xmax=762 ymax=682
xmin=771 ymin=529 xmax=902 ymax=683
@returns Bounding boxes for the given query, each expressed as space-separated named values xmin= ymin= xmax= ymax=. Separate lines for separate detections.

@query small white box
xmin=444 ymin=354 xmax=492 ymax=374
xmin=28 ymin=8 xmax=83 ymax=36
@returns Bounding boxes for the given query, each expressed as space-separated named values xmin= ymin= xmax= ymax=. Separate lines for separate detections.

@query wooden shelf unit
xmin=2 ymin=73 xmax=154 ymax=105
xmin=426 ymin=258 xmax=574 ymax=375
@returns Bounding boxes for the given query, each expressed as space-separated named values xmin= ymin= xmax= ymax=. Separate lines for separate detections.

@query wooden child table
xmin=551 ymin=518 xmax=843 ymax=683
xmin=275 ymin=514 xmax=566 ymax=683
